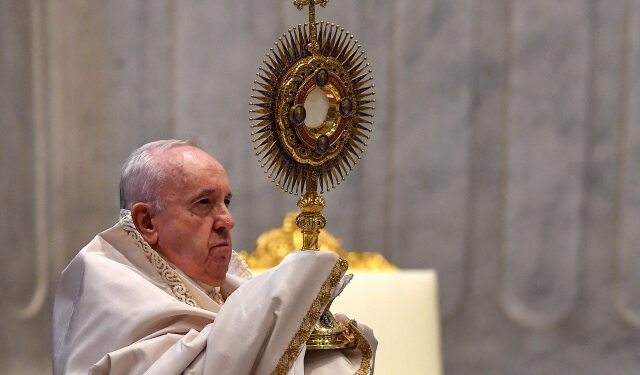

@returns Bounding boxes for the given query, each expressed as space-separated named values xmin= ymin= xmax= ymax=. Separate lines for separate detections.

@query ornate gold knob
xmin=293 ymin=0 xmax=329 ymax=11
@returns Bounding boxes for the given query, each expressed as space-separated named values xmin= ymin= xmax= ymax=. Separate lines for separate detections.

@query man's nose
xmin=214 ymin=206 xmax=234 ymax=231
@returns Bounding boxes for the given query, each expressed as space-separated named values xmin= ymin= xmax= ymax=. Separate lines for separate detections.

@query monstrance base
xmin=306 ymin=308 xmax=357 ymax=350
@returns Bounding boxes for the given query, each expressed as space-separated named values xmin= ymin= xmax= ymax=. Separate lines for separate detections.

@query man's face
xmin=151 ymin=146 xmax=234 ymax=287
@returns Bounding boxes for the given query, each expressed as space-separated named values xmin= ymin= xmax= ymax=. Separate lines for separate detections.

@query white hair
xmin=119 ymin=139 xmax=197 ymax=210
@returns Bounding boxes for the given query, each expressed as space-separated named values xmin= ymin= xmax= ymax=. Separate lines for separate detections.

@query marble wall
xmin=1 ymin=0 xmax=640 ymax=373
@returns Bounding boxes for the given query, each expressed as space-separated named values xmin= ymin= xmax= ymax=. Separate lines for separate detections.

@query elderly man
xmin=53 ymin=140 xmax=375 ymax=375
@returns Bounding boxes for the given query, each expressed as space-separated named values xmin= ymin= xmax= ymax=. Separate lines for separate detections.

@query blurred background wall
xmin=2 ymin=0 xmax=640 ymax=373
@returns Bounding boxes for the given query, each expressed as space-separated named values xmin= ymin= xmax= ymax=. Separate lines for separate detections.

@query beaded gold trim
xmin=207 ymin=289 xmax=225 ymax=305
xmin=272 ymin=257 xmax=349 ymax=375
xmin=118 ymin=210 xmax=200 ymax=308
xmin=351 ymin=320 xmax=373 ymax=375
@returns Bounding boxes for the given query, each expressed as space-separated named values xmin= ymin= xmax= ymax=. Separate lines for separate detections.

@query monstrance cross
xmin=293 ymin=0 xmax=329 ymax=54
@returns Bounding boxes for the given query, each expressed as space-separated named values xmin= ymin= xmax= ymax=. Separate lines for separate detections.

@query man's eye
xmin=197 ymin=198 xmax=211 ymax=205
xmin=224 ymin=199 xmax=231 ymax=207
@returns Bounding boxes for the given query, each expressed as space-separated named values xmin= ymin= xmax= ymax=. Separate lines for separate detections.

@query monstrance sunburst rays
xmin=250 ymin=21 xmax=375 ymax=195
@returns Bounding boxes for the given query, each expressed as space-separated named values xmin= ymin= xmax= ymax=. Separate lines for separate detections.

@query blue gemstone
xmin=291 ymin=105 xmax=306 ymax=124
xmin=315 ymin=68 xmax=329 ymax=87
xmin=339 ymin=98 xmax=352 ymax=117
xmin=316 ymin=135 xmax=329 ymax=153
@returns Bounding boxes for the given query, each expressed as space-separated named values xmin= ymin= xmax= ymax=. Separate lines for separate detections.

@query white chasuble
xmin=53 ymin=212 xmax=375 ymax=375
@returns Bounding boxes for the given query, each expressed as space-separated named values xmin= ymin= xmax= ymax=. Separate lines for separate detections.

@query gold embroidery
xmin=351 ymin=320 xmax=373 ymax=375
xmin=119 ymin=210 xmax=200 ymax=308
xmin=272 ymin=257 xmax=349 ymax=375
xmin=207 ymin=290 xmax=225 ymax=305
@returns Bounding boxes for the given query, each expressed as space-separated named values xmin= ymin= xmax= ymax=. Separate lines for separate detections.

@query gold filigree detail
xmin=276 ymin=55 xmax=355 ymax=167
xmin=297 ymin=191 xmax=326 ymax=212
xmin=351 ymin=320 xmax=373 ymax=375
xmin=207 ymin=290 xmax=225 ymax=305
xmin=272 ymin=257 xmax=348 ymax=375
xmin=293 ymin=0 xmax=329 ymax=11
xmin=119 ymin=210 xmax=200 ymax=308
xmin=239 ymin=212 xmax=396 ymax=271
xmin=296 ymin=176 xmax=327 ymax=250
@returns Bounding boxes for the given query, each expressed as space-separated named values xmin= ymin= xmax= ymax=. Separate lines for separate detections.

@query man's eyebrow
xmin=192 ymin=189 xmax=216 ymax=200
xmin=191 ymin=189 xmax=232 ymax=200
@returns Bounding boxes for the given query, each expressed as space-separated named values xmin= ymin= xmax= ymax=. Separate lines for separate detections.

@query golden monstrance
xmin=250 ymin=0 xmax=375 ymax=350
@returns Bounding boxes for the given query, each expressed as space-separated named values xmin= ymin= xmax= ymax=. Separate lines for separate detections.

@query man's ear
xmin=131 ymin=202 xmax=158 ymax=245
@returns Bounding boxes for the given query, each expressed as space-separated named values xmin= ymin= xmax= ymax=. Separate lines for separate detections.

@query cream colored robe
xmin=53 ymin=212 xmax=375 ymax=375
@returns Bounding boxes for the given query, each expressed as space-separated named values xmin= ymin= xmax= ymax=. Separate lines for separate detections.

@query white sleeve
xmin=88 ymin=251 xmax=342 ymax=375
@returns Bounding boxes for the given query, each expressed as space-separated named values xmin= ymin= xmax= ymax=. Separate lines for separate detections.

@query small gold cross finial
xmin=293 ymin=0 xmax=329 ymax=54
xmin=293 ymin=0 xmax=329 ymax=11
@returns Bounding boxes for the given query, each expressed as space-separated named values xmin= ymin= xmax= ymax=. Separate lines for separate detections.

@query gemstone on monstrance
xmin=316 ymin=134 xmax=330 ymax=153
xmin=339 ymin=98 xmax=353 ymax=117
xmin=290 ymin=105 xmax=306 ymax=125
xmin=315 ymin=68 xmax=329 ymax=87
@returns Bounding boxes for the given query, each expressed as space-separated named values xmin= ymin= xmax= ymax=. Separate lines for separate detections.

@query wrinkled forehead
xmin=157 ymin=146 xmax=228 ymax=194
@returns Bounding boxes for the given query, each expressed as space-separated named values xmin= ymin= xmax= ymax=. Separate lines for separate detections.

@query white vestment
xmin=53 ymin=212 xmax=375 ymax=375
